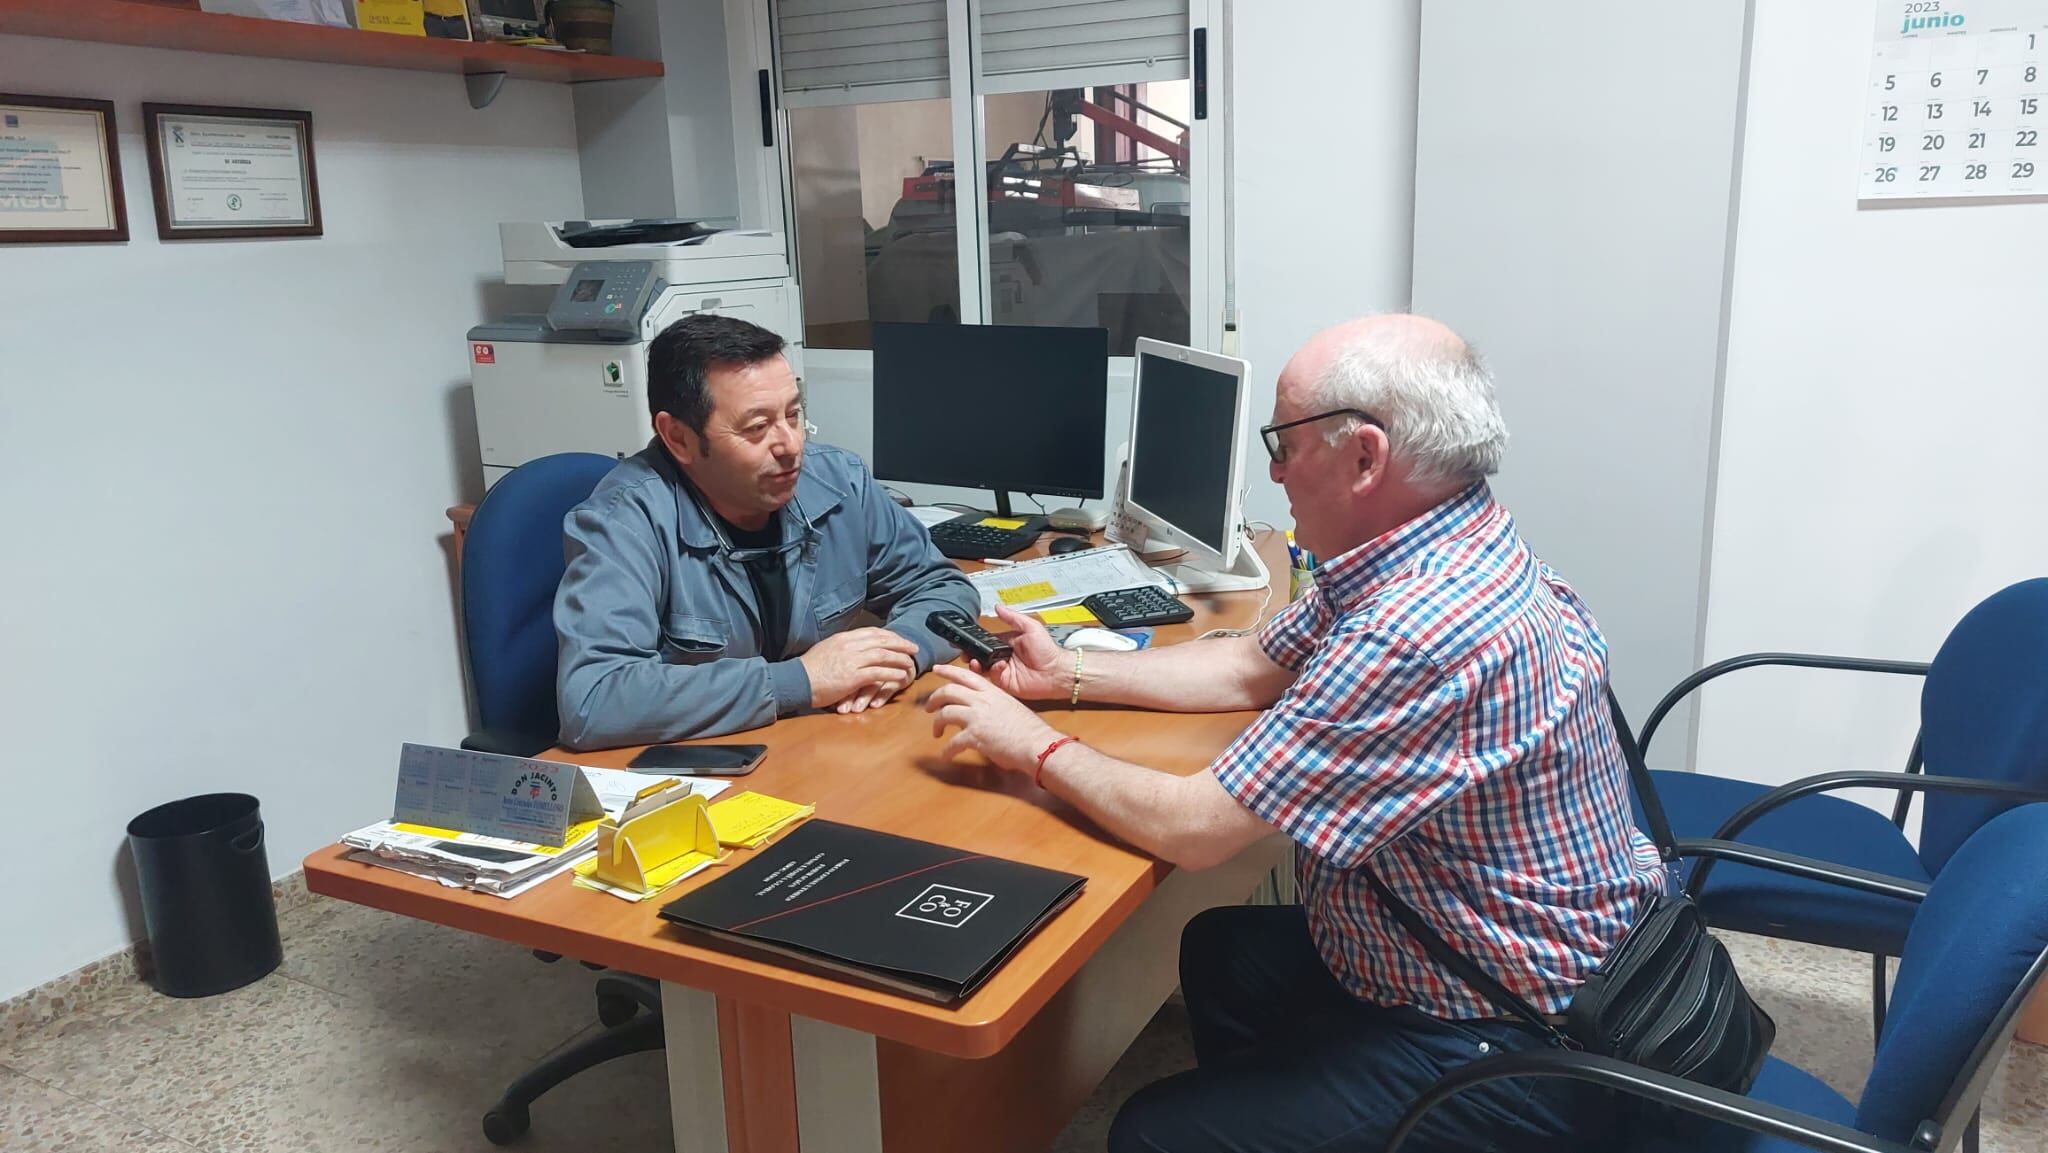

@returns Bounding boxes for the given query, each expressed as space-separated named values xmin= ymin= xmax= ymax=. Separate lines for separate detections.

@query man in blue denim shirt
xmin=553 ymin=315 xmax=978 ymax=749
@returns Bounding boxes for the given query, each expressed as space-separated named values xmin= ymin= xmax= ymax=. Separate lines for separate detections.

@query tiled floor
xmin=2 ymin=898 xmax=2042 ymax=1152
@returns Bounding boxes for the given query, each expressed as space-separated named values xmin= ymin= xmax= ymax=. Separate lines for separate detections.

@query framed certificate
xmin=142 ymin=103 xmax=322 ymax=240
xmin=0 ymin=93 xmax=129 ymax=244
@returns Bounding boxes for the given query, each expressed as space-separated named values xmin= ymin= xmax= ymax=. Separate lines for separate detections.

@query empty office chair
xmin=1386 ymin=801 xmax=2048 ymax=1153
xmin=1621 ymin=578 xmax=2048 ymax=1038
xmin=454 ymin=452 xmax=657 ymax=1145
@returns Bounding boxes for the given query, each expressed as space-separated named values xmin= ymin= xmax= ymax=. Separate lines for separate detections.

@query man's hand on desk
xmin=802 ymin=627 xmax=921 ymax=714
xmin=971 ymin=605 xmax=1072 ymax=701
xmin=925 ymin=663 xmax=1061 ymax=774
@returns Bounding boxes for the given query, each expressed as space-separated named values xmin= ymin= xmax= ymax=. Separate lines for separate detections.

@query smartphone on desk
xmin=627 ymin=743 xmax=767 ymax=776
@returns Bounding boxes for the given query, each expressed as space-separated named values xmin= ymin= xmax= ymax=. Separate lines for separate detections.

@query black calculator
xmin=1081 ymin=586 xmax=1195 ymax=630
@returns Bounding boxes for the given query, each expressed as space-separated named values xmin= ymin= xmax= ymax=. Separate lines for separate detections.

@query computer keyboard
xmin=1081 ymin=586 xmax=1195 ymax=629
xmin=928 ymin=519 xmax=1039 ymax=561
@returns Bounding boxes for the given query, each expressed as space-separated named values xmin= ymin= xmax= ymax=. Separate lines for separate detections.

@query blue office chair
xmin=1386 ymin=801 xmax=2048 ymax=1153
xmin=453 ymin=452 xmax=655 ymax=1145
xmin=459 ymin=452 xmax=618 ymax=758
xmin=1619 ymin=579 xmax=2048 ymax=1039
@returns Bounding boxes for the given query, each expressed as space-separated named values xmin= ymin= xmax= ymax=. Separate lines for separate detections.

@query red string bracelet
xmin=1035 ymin=735 xmax=1081 ymax=789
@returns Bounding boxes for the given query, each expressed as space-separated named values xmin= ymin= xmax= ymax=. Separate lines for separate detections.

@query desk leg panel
xmin=718 ymin=999 xmax=803 ymax=1153
xmin=792 ymin=1016 xmax=885 ymax=1153
xmin=662 ymin=983 xmax=730 ymax=1153
xmin=872 ymin=845 xmax=1283 ymax=1153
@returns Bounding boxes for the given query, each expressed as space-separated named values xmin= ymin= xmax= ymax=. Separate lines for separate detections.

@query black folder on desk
xmin=657 ymin=820 xmax=1086 ymax=1003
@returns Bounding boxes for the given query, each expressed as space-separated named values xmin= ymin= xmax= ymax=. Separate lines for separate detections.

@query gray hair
xmin=1310 ymin=332 xmax=1508 ymax=487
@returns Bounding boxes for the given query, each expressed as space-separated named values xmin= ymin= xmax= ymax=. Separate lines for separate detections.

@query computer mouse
xmin=1048 ymin=536 xmax=1091 ymax=556
xmin=1062 ymin=627 xmax=1139 ymax=652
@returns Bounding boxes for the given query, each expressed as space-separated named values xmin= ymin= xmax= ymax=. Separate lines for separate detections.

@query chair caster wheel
xmin=597 ymin=991 xmax=639 ymax=1027
xmin=482 ymin=1102 xmax=530 ymax=1145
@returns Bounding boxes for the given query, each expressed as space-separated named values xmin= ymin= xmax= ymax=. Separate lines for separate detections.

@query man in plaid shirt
xmin=927 ymin=314 xmax=1667 ymax=1152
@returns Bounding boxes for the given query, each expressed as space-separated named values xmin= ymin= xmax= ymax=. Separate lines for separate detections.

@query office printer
xmin=468 ymin=220 xmax=803 ymax=488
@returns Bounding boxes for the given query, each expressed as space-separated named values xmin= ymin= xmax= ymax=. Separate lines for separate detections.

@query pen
xmin=982 ymin=558 xmax=1017 ymax=568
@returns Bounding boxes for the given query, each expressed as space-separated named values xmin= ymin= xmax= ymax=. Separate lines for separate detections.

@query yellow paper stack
xmin=708 ymin=792 xmax=814 ymax=849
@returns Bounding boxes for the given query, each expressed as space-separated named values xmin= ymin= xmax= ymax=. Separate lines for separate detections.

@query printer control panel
xmin=546 ymin=260 xmax=660 ymax=338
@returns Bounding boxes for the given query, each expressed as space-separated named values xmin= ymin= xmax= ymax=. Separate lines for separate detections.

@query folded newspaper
xmin=343 ymin=766 xmax=730 ymax=897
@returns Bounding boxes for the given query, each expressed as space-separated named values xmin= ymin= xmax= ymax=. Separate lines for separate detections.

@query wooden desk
xmin=306 ymin=533 xmax=1291 ymax=1153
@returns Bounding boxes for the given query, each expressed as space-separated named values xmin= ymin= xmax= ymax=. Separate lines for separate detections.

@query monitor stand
xmin=1146 ymin=538 xmax=1271 ymax=595
xmin=977 ymin=490 xmax=1047 ymax=534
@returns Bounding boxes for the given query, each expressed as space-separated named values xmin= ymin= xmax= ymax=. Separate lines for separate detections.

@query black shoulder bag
xmin=1359 ymin=687 xmax=1774 ymax=1094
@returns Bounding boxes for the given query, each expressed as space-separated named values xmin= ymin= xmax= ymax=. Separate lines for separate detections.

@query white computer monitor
xmin=1118 ymin=338 xmax=1270 ymax=593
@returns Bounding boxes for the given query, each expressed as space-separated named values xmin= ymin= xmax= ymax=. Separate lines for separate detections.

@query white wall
xmin=0 ymin=37 xmax=582 ymax=1001
xmin=1410 ymin=1 xmax=1750 ymax=742
xmin=575 ymin=0 xmax=743 ymax=220
xmin=1696 ymin=0 xmax=2048 ymax=802
xmin=1232 ymin=0 xmax=1420 ymax=527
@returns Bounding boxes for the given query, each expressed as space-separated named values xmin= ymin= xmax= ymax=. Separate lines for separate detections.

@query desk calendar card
xmin=1862 ymin=0 xmax=2048 ymax=204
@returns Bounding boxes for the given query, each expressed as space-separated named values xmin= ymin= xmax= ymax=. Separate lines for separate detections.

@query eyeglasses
xmin=1259 ymin=409 xmax=1381 ymax=464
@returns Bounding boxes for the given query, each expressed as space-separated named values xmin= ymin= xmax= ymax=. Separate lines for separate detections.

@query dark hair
xmin=646 ymin=313 xmax=789 ymax=436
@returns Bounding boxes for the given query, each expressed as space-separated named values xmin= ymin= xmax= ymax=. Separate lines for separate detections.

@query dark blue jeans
xmin=1109 ymin=905 xmax=1619 ymax=1153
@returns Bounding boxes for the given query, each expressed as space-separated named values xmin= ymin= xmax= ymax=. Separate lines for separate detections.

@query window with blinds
xmin=776 ymin=0 xmax=951 ymax=107
xmin=773 ymin=0 xmax=1192 ymax=107
xmin=979 ymin=0 xmax=1189 ymax=94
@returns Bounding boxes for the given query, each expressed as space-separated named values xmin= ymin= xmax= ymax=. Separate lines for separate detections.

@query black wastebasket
xmin=126 ymin=793 xmax=283 ymax=998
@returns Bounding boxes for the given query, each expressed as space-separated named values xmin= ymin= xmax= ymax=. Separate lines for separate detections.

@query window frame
xmin=737 ymin=0 xmax=1227 ymax=359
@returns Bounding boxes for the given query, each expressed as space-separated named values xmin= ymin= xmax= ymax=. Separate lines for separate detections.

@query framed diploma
xmin=142 ymin=103 xmax=322 ymax=240
xmin=0 ymin=94 xmax=129 ymax=244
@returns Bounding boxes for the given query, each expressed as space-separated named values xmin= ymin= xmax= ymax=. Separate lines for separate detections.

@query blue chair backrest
xmin=1917 ymin=578 xmax=2048 ymax=875
xmin=460 ymin=453 xmax=618 ymax=745
xmin=1855 ymin=803 xmax=2048 ymax=1140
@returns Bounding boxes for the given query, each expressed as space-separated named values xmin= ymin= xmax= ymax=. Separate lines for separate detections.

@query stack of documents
xmin=343 ymin=820 xmax=601 ymax=898
xmin=905 ymin=506 xmax=967 ymax=529
xmin=967 ymin=543 xmax=1173 ymax=615
xmin=708 ymin=792 xmax=814 ymax=848
xmin=342 ymin=745 xmax=729 ymax=898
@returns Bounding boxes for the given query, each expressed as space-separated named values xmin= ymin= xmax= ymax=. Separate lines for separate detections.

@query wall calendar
xmin=1862 ymin=0 xmax=2048 ymax=204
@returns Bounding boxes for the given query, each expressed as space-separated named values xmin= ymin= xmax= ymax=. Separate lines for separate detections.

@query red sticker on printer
xmin=471 ymin=342 xmax=496 ymax=365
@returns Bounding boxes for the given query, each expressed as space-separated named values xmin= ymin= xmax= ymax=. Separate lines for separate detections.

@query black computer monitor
xmin=871 ymin=322 xmax=1108 ymax=516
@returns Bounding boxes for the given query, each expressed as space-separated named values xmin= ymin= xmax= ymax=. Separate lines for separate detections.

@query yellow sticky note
xmin=708 ymin=792 xmax=815 ymax=847
xmin=392 ymin=821 xmax=464 ymax=839
xmin=1037 ymin=606 xmax=1098 ymax=625
xmin=999 ymin=581 xmax=1057 ymax=606
xmin=978 ymin=517 xmax=1028 ymax=530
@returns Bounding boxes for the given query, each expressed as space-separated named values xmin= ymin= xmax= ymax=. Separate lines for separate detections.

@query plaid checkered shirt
xmin=1212 ymin=483 xmax=1668 ymax=1018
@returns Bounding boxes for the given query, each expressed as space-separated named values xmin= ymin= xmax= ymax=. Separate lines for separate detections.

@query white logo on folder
xmin=894 ymin=884 xmax=994 ymax=929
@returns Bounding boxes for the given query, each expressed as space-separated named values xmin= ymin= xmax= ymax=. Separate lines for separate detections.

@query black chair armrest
xmin=1688 ymin=771 xmax=2048 ymax=891
xmin=461 ymin=728 xmax=556 ymax=758
xmin=1674 ymin=838 xmax=1932 ymax=902
xmin=1639 ymin=653 xmax=1930 ymax=757
xmin=1384 ymin=1050 xmax=1924 ymax=1153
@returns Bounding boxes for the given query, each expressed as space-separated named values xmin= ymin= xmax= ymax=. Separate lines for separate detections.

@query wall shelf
xmin=0 ymin=0 xmax=664 ymax=85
